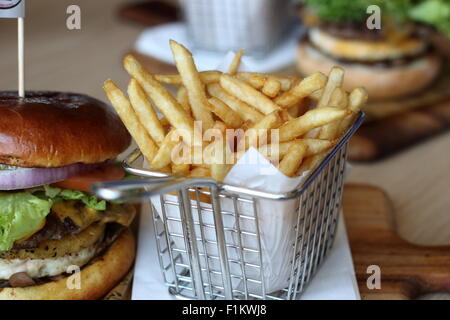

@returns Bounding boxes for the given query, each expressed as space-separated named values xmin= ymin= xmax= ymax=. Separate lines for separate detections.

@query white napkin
xmin=134 ymin=22 xmax=303 ymax=72
xmin=132 ymin=202 xmax=359 ymax=300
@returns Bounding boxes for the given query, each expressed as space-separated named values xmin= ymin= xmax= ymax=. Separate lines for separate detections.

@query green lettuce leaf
xmin=0 ymin=192 xmax=52 ymax=251
xmin=410 ymin=0 xmax=450 ymax=37
xmin=0 ymin=186 xmax=107 ymax=251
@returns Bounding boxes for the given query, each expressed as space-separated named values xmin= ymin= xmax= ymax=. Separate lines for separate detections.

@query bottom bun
xmin=297 ymin=43 xmax=442 ymax=100
xmin=0 ymin=229 xmax=135 ymax=300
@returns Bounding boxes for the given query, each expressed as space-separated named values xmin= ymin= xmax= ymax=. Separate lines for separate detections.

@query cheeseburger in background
xmin=297 ymin=0 xmax=444 ymax=101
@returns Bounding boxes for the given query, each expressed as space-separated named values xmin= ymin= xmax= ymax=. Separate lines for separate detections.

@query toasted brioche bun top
xmin=309 ymin=28 xmax=427 ymax=61
xmin=0 ymin=92 xmax=131 ymax=168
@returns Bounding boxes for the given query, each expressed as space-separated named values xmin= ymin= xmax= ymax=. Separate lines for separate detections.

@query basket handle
xmin=91 ymin=176 xmax=217 ymax=202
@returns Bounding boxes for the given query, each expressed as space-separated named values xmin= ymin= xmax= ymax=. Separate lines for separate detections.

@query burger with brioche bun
xmin=0 ymin=91 xmax=135 ymax=300
xmin=297 ymin=0 xmax=446 ymax=101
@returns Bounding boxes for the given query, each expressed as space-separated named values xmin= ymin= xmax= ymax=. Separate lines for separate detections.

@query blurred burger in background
xmin=297 ymin=0 xmax=450 ymax=101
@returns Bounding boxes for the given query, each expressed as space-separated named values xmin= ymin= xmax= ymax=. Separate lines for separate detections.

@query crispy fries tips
xmin=262 ymin=78 xmax=282 ymax=98
xmin=318 ymin=88 xmax=349 ymax=139
xmin=338 ymin=87 xmax=368 ymax=136
xmin=128 ymin=79 xmax=166 ymax=146
xmin=123 ymin=54 xmax=195 ymax=145
xmin=278 ymin=107 xmax=349 ymax=142
xmin=317 ymin=67 xmax=344 ymax=109
xmin=228 ymin=50 xmax=245 ymax=75
xmin=169 ymin=40 xmax=215 ymax=129
xmin=103 ymin=79 xmax=158 ymax=164
xmin=278 ymin=141 xmax=307 ymax=177
xmin=220 ymin=74 xmax=280 ymax=115
xmin=275 ymin=72 xmax=327 ymax=108
xmin=207 ymin=83 xmax=264 ymax=123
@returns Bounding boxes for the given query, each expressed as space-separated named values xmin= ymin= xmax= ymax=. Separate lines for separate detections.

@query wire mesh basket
xmin=94 ymin=112 xmax=364 ymax=300
xmin=179 ymin=0 xmax=296 ymax=54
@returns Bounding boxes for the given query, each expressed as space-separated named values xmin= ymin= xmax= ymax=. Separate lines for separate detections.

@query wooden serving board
xmin=343 ymin=184 xmax=450 ymax=300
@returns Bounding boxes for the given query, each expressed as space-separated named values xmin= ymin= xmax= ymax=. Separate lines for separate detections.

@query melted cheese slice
xmin=309 ymin=28 xmax=427 ymax=61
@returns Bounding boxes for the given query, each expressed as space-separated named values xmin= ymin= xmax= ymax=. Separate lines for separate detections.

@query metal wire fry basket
xmin=94 ymin=113 xmax=364 ymax=300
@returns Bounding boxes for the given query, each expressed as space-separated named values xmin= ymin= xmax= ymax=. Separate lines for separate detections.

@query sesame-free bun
xmin=0 ymin=229 xmax=135 ymax=300
xmin=297 ymin=43 xmax=442 ymax=100
xmin=0 ymin=92 xmax=131 ymax=167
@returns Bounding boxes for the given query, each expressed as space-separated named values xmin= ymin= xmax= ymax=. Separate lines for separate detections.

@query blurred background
xmin=0 ymin=0 xmax=449 ymax=299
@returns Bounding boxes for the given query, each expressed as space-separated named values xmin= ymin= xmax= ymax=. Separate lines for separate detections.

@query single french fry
xmin=103 ymin=80 xmax=158 ymax=163
xmin=208 ymin=97 xmax=244 ymax=128
xmin=123 ymin=54 xmax=194 ymax=145
xmin=298 ymin=153 xmax=327 ymax=173
xmin=150 ymin=129 xmax=181 ymax=169
xmin=176 ymin=86 xmax=191 ymax=115
xmin=128 ymin=79 xmax=166 ymax=146
xmin=189 ymin=166 xmax=211 ymax=178
xmin=249 ymin=75 xmax=266 ymax=89
xmin=275 ymin=72 xmax=327 ymax=108
xmin=338 ymin=87 xmax=368 ymax=135
xmin=207 ymin=83 xmax=264 ymax=123
xmin=172 ymin=163 xmax=190 ymax=175
xmin=318 ymin=88 xmax=349 ymax=139
xmin=317 ymin=67 xmax=344 ymax=108
xmin=228 ymin=49 xmax=245 ymax=75
xmin=155 ymin=70 xmax=222 ymax=85
xmin=236 ymin=72 xmax=295 ymax=91
xmin=262 ymin=78 xmax=282 ymax=98
xmin=169 ymin=40 xmax=215 ymax=129
xmin=246 ymin=110 xmax=284 ymax=149
xmin=278 ymin=107 xmax=349 ymax=142
xmin=262 ymin=139 xmax=333 ymax=162
xmin=220 ymin=74 xmax=280 ymax=115
xmin=277 ymin=141 xmax=307 ymax=177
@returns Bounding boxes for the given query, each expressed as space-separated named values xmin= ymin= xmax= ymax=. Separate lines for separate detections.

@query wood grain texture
xmin=343 ymin=184 xmax=450 ymax=300
xmin=349 ymin=100 xmax=450 ymax=161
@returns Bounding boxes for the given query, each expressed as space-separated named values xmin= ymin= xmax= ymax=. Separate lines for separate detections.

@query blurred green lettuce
xmin=302 ymin=0 xmax=450 ymax=37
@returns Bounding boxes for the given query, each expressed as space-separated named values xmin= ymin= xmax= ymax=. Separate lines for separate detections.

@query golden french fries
xmin=262 ymin=78 xmax=282 ymax=98
xmin=103 ymin=80 xmax=158 ymax=163
xmin=170 ymin=40 xmax=215 ymax=129
xmin=279 ymin=108 xmax=349 ymax=142
xmin=150 ymin=129 xmax=181 ymax=170
xmin=155 ymin=70 xmax=222 ymax=85
xmin=208 ymin=97 xmax=244 ymax=128
xmin=220 ymin=74 xmax=280 ymax=115
xmin=128 ymin=79 xmax=166 ymax=146
xmin=105 ymin=41 xmax=365 ymax=183
xmin=278 ymin=141 xmax=307 ymax=177
xmin=228 ymin=50 xmax=244 ymax=75
xmin=275 ymin=72 xmax=327 ymax=108
xmin=207 ymin=83 xmax=264 ymax=123
xmin=123 ymin=54 xmax=195 ymax=145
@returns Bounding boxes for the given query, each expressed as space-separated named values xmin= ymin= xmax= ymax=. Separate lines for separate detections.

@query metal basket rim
xmin=122 ymin=112 xmax=364 ymax=200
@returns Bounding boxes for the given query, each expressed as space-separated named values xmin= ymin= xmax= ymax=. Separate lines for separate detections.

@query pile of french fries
xmin=104 ymin=40 xmax=367 ymax=182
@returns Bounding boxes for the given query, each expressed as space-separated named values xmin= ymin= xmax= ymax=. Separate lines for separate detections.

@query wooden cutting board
xmin=343 ymin=184 xmax=450 ymax=300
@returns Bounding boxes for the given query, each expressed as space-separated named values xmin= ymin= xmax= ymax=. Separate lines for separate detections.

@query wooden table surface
xmin=0 ymin=0 xmax=449 ymax=299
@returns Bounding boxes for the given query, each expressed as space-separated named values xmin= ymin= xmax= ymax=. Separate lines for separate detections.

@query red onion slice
xmin=0 ymin=162 xmax=105 ymax=190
